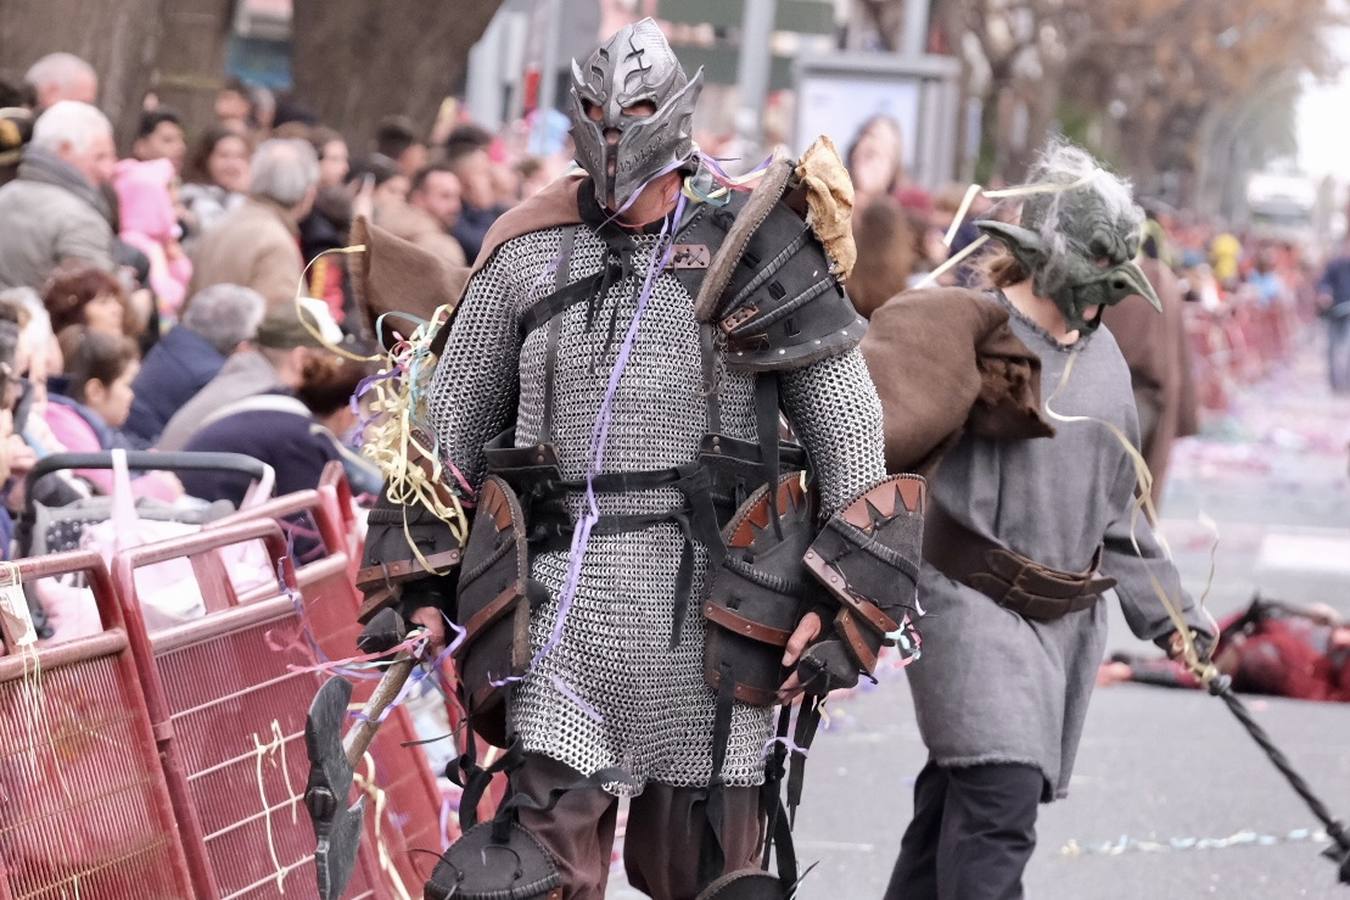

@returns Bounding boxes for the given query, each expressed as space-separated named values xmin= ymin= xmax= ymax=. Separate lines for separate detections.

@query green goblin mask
xmin=977 ymin=166 xmax=1161 ymax=334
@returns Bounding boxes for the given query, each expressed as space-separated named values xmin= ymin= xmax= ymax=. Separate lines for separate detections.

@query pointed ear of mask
xmin=976 ymin=220 xmax=1047 ymax=273
xmin=1118 ymin=260 xmax=1163 ymax=312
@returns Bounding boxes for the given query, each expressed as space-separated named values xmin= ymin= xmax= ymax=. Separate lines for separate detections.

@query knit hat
xmin=112 ymin=157 xmax=178 ymax=241
xmin=254 ymin=299 xmax=339 ymax=350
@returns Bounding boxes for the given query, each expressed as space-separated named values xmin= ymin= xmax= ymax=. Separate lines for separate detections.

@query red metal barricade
xmin=0 ymin=551 xmax=194 ymax=899
xmin=213 ymin=487 xmax=453 ymax=890
xmin=111 ymin=520 xmax=386 ymax=899
xmin=317 ymin=462 xmax=362 ymax=579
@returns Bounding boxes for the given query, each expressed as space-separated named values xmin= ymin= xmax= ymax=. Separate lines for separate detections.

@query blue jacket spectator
xmin=125 ymin=284 xmax=266 ymax=445
xmin=180 ymin=391 xmax=340 ymax=506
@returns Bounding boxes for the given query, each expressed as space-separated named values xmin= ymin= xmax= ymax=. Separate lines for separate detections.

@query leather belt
xmin=922 ymin=500 xmax=1115 ymax=621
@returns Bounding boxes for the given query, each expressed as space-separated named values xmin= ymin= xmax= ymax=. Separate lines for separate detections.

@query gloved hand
xmin=793 ymin=639 xmax=861 ymax=695
xmin=1158 ymin=626 xmax=1215 ymax=662
xmin=356 ymin=608 xmax=409 ymax=658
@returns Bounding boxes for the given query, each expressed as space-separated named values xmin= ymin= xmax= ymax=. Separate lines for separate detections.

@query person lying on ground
xmin=1099 ymin=597 xmax=1350 ymax=702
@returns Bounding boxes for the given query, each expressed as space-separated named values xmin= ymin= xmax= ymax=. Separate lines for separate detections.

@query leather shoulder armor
xmin=695 ymin=160 xmax=866 ymax=373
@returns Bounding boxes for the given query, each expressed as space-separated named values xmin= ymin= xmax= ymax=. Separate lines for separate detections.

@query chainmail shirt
xmin=428 ymin=220 xmax=887 ymax=795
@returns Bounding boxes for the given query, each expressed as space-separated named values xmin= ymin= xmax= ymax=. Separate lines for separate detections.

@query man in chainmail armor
xmin=351 ymin=18 xmax=926 ymax=900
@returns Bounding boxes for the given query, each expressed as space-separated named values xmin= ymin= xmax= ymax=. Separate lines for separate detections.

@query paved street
xmin=613 ymin=327 xmax=1350 ymax=898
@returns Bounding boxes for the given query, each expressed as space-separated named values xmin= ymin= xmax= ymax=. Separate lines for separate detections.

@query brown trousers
xmin=514 ymin=753 xmax=764 ymax=900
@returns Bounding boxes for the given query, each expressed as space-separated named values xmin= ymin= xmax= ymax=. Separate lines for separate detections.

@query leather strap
xmin=696 ymin=661 xmax=736 ymax=890
xmin=786 ymin=696 xmax=821 ymax=827
xmin=518 ymin=270 xmax=604 ymax=337
xmin=355 ymin=548 xmax=464 ymax=620
xmin=754 ymin=375 xmax=782 ymax=540
xmin=703 ymin=602 xmax=793 ymax=646
xmin=459 ymin=581 xmax=526 ymax=650
xmin=539 ymin=226 xmax=577 ymax=446
xmin=834 ymin=606 xmax=880 ymax=673
xmin=701 ymin=322 xmax=722 ymax=434
xmin=923 ymin=499 xmax=1114 ymax=621
xmin=355 ymin=548 xmax=463 ymax=588
xmin=801 ymin=548 xmax=900 ymax=636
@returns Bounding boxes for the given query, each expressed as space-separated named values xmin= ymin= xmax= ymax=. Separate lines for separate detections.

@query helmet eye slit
xmin=622 ymin=100 xmax=657 ymax=119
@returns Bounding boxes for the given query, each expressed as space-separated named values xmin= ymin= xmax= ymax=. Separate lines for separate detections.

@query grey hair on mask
xmin=250 ymin=138 xmax=319 ymax=208
xmin=1021 ymin=138 xmax=1143 ymax=296
xmin=183 ymin=283 xmax=267 ymax=355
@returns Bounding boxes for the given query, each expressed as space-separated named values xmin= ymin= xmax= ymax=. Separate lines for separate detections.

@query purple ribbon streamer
xmin=699 ymin=153 xmax=776 ymax=189
xmin=549 ymin=674 xmax=604 ymax=723
xmin=529 ymin=191 xmax=689 ymax=672
xmin=350 ymin=614 xmax=466 ymax=726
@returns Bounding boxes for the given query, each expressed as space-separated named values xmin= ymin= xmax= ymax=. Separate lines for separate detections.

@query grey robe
xmin=906 ymin=294 xmax=1209 ymax=800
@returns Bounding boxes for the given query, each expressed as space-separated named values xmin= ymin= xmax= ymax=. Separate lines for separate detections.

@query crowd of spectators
xmin=0 ymin=52 xmax=584 ymax=559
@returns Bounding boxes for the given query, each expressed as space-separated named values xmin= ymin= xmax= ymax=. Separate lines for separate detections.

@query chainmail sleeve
xmin=426 ymin=247 xmax=527 ymax=491
xmin=780 ymin=347 xmax=888 ymax=515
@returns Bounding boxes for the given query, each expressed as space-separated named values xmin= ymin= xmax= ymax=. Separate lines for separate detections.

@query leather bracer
xmin=703 ymin=472 xmax=817 ymax=706
xmin=355 ymin=486 xmax=463 ymax=624
xmin=797 ymin=474 xmax=926 ymax=692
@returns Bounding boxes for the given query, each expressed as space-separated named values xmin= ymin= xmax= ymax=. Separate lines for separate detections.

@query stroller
xmin=15 ymin=450 xmax=274 ymax=638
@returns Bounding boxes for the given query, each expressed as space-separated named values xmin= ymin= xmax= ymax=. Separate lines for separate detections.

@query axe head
xmin=305 ymin=675 xmax=367 ymax=900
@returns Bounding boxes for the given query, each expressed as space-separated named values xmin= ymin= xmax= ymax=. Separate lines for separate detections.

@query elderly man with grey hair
xmin=25 ymin=52 xmax=99 ymax=110
xmin=0 ymin=100 xmax=116 ymax=290
xmin=188 ymin=138 xmax=320 ymax=310
xmin=124 ymin=283 xmax=267 ymax=446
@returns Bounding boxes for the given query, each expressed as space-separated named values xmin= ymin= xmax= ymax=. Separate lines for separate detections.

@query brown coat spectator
xmin=188 ymin=139 xmax=318 ymax=310
xmin=1101 ymin=256 xmax=1198 ymax=506
xmin=373 ymin=163 xmax=467 ymax=267
xmin=848 ymin=197 xmax=916 ymax=319
xmin=374 ymin=199 xmax=467 ymax=266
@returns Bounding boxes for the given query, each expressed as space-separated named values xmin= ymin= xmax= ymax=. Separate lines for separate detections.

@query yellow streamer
xmin=1 ymin=562 xmax=66 ymax=795
xmin=353 ymin=752 xmax=414 ymax=900
xmin=943 ymin=183 xmax=985 ymax=248
xmin=915 ymin=234 xmax=990 ymax=289
xmin=251 ymin=720 xmax=306 ymax=894
xmin=290 ymin=242 xmax=470 ymax=562
xmin=352 ymin=299 xmax=471 ymax=567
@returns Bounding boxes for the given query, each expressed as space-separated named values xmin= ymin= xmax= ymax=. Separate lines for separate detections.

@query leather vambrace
xmin=797 ymin=474 xmax=926 ymax=692
xmin=356 ymin=486 xmax=463 ymax=624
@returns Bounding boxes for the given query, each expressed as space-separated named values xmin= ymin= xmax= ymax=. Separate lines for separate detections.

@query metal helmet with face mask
xmin=568 ymin=17 xmax=703 ymax=212
xmin=977 ymin=141 xmax=1161 ymax=334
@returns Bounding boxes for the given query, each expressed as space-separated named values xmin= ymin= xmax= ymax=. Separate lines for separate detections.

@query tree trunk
xmin=974 ymin=86 xmax=999 ymax=184
xmin=0 ymin=0 xmax=166 ymax=151
xmin=152 ymin=0 xmax=236 ymax=142
xmin=291 ymin=0 xmax=505 ymax=151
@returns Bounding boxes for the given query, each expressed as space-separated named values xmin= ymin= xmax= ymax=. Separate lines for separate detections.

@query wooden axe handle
xmin=342 ymin=655 xmax=416 ymax=767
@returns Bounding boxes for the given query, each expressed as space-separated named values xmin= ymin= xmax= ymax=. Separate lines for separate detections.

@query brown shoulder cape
xmin=859 ymin=286 xmax=1054 ymax=474
xmin=351 ymin=174 xmax=586 ymax=348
